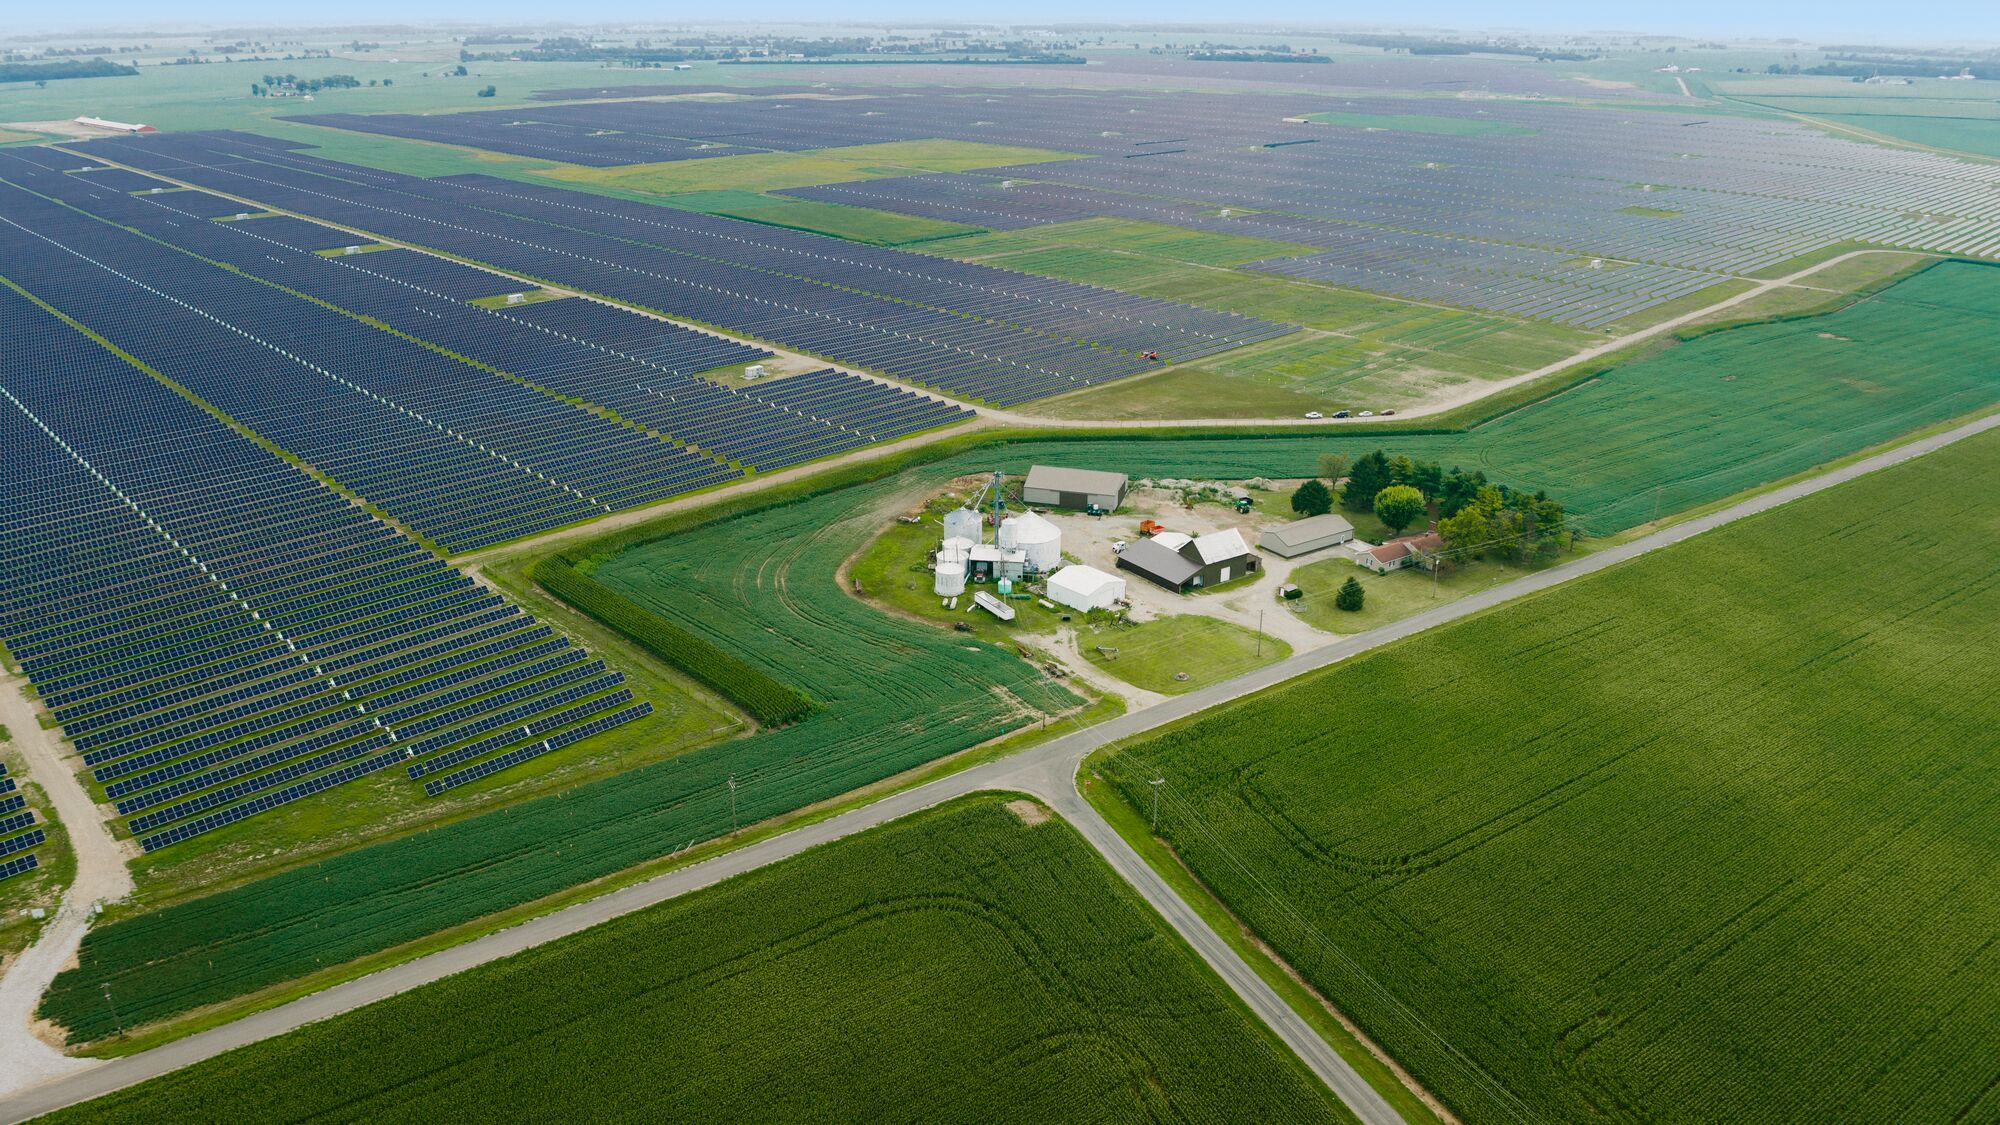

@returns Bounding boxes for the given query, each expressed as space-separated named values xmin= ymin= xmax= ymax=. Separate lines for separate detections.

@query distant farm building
xmin=1117 ymin=528 xmax=1260 ymax=592
xmin=74 ymin=116 xmax=154 ymax=134
xmin=1047 ymin=565 xmax=1125 ymax=612
xmin=1259 ymin=513 xmax=1356 ymax=558
xmin=1023 ymin=465 xmax=1128 ymax=512
xmin=1355 ymin=528 xmax=1444 ymax=573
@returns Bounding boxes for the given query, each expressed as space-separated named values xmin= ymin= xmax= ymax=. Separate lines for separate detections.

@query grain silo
xmin=942 ymin=506 xmax=984 ymax=544
xmin=934 ymin=560 xmax=967 ymax=596
xmin=1010 ymin=512 xmax=1062 ymax=572
xmin=939 ymin=536 xmax=975 ymax=564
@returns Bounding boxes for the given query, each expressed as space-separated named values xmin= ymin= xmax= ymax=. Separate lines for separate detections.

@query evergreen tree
xmin=1335 ymin=576 xmax=1365 ymax=612
xmin=1342 ymin=450 xmax=1392 ymax=511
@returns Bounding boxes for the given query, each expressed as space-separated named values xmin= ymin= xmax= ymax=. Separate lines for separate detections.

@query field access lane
xmin=6 ymin=408 xmax=1999 ymax=1125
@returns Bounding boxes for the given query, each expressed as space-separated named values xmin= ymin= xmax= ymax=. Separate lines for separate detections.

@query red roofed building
xmin=1355 ymin=527 xmax=1443 ymax=574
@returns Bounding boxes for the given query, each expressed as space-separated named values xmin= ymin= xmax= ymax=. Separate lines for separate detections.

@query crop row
xmin=41 ymin=798 xmax=1343 ymax=1124
xmin=534 ymin=555 xmax=814 ymax=726
xmin=1104 ymin=428 xmax=2000 ymax=1124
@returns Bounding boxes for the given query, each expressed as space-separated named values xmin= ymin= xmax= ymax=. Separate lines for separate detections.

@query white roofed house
xmin=1047 ymin=565 xmax=1126 ymax=612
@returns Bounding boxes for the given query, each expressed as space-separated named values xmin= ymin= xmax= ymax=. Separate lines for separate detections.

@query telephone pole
xmin=726 ymin=773 xmax=739 ymax=832
xmin=101 ymin=981 xmax=124 ymax=1038
xmin=1149 ymin=774 xmax=1166 ymax=833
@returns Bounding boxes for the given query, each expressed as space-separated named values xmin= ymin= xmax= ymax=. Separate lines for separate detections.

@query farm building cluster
xmin=912 ymin=464 xmax=1445 ymax=633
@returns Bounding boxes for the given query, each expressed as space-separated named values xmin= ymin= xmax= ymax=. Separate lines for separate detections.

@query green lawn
xmin=45 ymin=797 xmax=1347 ymax=1125
xmin=1287 ymin=553 xmax=1528 ymax=634
xmin=1079 ymin=616 xmax=1290 ymax=694
xmin=1103 ymin=426 xmax=2000 ymax=1124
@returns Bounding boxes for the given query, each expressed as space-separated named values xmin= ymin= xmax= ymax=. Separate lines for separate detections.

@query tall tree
xmin=1317 ymin=451 xmax=1350 ymax=487
xmin=1373 ymin=485 xmax=1427 ymax=536
xmin=1290 ymin=478 xmax=1333 ymax=517
xmin=1342 ymin=450 xmax=1392 ymax=512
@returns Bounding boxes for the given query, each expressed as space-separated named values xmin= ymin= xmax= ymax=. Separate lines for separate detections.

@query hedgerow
xmin=534 ymin=555 xmax=813 ymax=725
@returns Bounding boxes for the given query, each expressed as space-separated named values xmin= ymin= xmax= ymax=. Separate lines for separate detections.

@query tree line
xmin=1292 ymin=450 xmax=1571 ymax=564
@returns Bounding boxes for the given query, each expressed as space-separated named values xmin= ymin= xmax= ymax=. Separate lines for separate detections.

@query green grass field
xmin=1079 ymin=616 xmax=1290 ymax=694
xmin=1287 ymin=554 xmax=1527 ymax=635
xmin=932 ymin=219 xmax=1596 ymax=419
xmin=43 ymin=797 xmax=1347 ymax=1124
xmin=1102 ymin=426 xmax=2000 ymax=1124
xmin=655 ymin=188 xmax=979 ymax=245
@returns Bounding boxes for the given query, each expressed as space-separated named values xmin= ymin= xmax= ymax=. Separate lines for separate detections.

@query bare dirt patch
xmin=1005 ymin=799 xmax=1051 ymax=826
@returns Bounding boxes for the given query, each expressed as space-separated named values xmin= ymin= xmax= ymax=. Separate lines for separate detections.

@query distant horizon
xmin=4 ymin=8 xmax=1996 ymax=50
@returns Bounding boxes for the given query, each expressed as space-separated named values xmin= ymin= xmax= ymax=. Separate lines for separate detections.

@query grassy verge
xmin=1076 ymin=760 xmax=1449 ymax=1125
xmin=1079 ymin=616 xmax=1291 ymax=694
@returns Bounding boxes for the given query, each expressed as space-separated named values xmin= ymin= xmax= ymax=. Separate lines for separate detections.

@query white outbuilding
xmin=1047 ymin=565 xmax=1126 ymax=612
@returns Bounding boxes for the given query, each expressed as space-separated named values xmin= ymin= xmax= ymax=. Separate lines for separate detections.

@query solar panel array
xmin=11 ymin=156 xmax=974 ymax=476
xmin=0 ymin=280 xmax=653 ymax=853
xmin=0 ymin=159 xmax=750 ymax=553
xmin=0 ymin=763 xmax=39 ymax=881
xmin=64 ymin=131 xmax=1291 ymax=405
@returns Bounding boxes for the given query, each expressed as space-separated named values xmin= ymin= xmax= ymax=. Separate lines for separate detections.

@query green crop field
xmin=44 ymin=797 xmax=1346 ymax=1124
xmin=1102 ymin=427 xmax=2000 ymax=1124
xmin=41 ymin=261 xmax=2000 ymax=1041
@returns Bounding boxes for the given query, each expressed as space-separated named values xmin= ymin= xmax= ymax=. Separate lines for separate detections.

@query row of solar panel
xmin=0 ymin=280 xmax=653 ymax=853
xmin=29 ymin=159 xmax=975 ymax=477
xmin=0 ymin=761 xmax=40 ymax=880
xmin=64 ymin=133 xmax=1289 ymax=405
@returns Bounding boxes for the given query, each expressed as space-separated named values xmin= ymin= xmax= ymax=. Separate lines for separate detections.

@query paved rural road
xmin=5 ymin=409 xmax=1997 ymax=1124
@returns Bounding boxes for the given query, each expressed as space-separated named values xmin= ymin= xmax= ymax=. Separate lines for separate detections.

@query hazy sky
xmin=13 ymin=2 xmax=1996 ymax=47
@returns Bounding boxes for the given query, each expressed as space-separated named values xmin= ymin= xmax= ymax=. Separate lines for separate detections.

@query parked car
xmin=1358 ymin=410 xmax=1375 ymax=418
xmin=1111 ymin=539 xmax=1128 ymax=554
xmin=1304 ymin=411 xmax=1323 ymax=419
xmin=1332 ymin=409 xmax=1351 ymax=418
xmin=1381 ymin=409 xmax=1397 ymax=416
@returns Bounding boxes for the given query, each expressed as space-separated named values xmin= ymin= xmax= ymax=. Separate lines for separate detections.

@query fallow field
xmin=1104 ymin=427 xmax=2000 ymax=1123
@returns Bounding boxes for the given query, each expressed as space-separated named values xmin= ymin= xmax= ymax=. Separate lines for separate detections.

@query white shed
xmin=1047 ymin=565 xmax=1126 ymax=612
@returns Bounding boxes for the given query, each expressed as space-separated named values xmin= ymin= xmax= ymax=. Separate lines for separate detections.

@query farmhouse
xmin=1355 ymin=528 xmax=1444 ymax=574
xmin=1047 ymin=564 xmax=1125 ymax=611
xmin=1258 ymin=513 xmax=1356 ymax=558
xmin=1118 ymin=528 xmax=1260 ymax=592
xmin=1023 ymin=465 xmax=1129 ymax=512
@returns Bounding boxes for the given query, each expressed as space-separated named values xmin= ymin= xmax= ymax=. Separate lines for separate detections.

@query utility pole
xmin=1150 ymin=774 xmax=1166 ymax=833
xmin=1256 ymin=609 xmax=1264 ymax=656
xmin=726 ymin=774 xmax=739 ymax=833
xmin=101 ymin=981 xmax=123 ymax=1038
